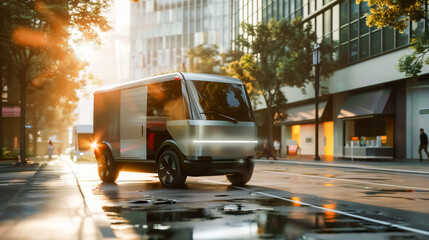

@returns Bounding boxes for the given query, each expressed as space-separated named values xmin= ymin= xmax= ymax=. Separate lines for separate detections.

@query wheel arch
xmin=156 ymin=140 xmax=184 ymax=163
xmin=94 ymin=141 xmax=114 ymax=159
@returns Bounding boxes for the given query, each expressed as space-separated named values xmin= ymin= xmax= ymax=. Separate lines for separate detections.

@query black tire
xmin=157 ymin=150 xmax=187 ymax=188
xmin=226 ymin=159 xmax=254 ymax=186
xmin=97 ymin=148 xmax=119 ymax=182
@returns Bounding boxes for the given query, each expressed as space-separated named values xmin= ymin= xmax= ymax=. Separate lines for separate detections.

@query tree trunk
xmin=0 ymin=69 xmax=3 ymax=160
xmin=19 ymin=71 xmax=27 ymax=164
xmin=266 ymin=106 xmax=274 ymax=144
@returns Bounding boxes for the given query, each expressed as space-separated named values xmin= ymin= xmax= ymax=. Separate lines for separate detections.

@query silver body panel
xmin=95 ymin=72 xmax=256 ymax=163
xmin=120 ymin=86 xmax=147 ymax=159
xmin=167 ymin=120 xmax=257 ymax=160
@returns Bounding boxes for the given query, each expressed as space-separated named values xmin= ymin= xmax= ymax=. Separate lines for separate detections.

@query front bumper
xmin=182 ymin=156 xmax=253 ymax=176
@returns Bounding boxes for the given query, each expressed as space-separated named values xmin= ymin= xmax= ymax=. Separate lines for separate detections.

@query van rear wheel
xmin=157 ymin=150 xmax=187 ymax=188
xmin=97 ymin=149 xmax=119 ymax=182
xmin=226 ymin=159 xmax=254 ymax=186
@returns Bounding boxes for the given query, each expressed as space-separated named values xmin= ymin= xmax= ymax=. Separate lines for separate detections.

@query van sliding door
xmin=120 ymin=86 xmax=147 ymax=159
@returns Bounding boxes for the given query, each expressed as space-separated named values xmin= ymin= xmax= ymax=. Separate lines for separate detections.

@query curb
xmin=64 ymin=158 xmax=117 ymax=240
xmin=255 ymin=159 xmax=429 ymax=175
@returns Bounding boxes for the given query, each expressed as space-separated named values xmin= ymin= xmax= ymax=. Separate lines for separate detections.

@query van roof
xmin=93 ymin=72 xmax=242 ymax=94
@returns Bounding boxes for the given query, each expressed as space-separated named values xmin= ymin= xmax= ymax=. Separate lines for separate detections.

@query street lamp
xmin=313 ymin=43 xmax=321 ymax=161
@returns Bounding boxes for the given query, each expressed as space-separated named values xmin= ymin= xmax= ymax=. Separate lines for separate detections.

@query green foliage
xmin=398 ymin=33 xmax=429 ymax=76
xmin=357 ymin=0 xmax=425 ymax=32
xmin=185 ymin=44 xmax=221 ymax=74
xmin=225 ymin=18 xmax=334 ymax=112
xmin=357 ymin=0 xmax=428 ymax=77
xmin=0 ymin=0 xmax=111 ymax=155
xmin=224 ymin=18 xmax=334 ymax=140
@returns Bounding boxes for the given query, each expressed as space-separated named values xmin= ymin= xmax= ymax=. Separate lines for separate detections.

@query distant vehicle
xmin=70 ymin=125 xmax=95 ymax=161
xmin=93 ymin=73 xmax=257 ymax=188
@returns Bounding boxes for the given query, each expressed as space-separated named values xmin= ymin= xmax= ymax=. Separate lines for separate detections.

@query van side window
xmin=147 ymin=80 xmax=187 ymax=120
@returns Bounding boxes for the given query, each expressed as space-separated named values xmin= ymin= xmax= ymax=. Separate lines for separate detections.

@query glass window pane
xmin=324 ymin=33 xmax=332 ymax=44
xmin=147 ymin=80 xmax=187 ymax=120
xmin=333 ymin=47 xmax=339 ymax=66
xmin=333 ymin=29 xmax=339 ymax=46
xmin=359 ymin=1 xmax=370 ymax=17
xmin=317 ymin=14 xmax=323 ymax=39
xmin=340 ymin=0 xmax=349 ymax=25
xmin=296 ymin=0 xmax=302 ymax=10
xmin=324 ymin=9 xmax=332 ymax=34
xmin=339 ymin=44 xmax=348 ymax=66
xmin=360 ymin=18 xmax=369 ymax=35
xmin=412 ymin=19 xmax=425 ymax=38
xmin=303 ymin=3 xmax=308 ymax=18
xmin=310 ymin=0 xmax=315 ymax=14
xmin=350 ymin=21 xmax=358 ymax=39
xmin=340 ymin=26 xmax=348 ymax=43
xmin=317 ymin=0 xmax=323 ymax=9
xmin=349 ymin=39 xmax=358 ymax=62
xmin=360 ymin=35 xmax=369 ymax=59
xmin=188 ymin=81 xmax=253 ymax=122
xmin=350 ymin=0 xmax=359 ymax=21
xmin=396 ymin=26 xmax=409 ymax=47
xmin=383 ymin=27 xmax=394 ymax=51
xmin=371 ymin=30 xmax=381 ymax=55
xmin=332 ymin=4 xmax=340 ymax=31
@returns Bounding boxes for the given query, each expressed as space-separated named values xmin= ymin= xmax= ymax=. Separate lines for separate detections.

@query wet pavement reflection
xmin=91 ymin=182 xmax=425 ymax=240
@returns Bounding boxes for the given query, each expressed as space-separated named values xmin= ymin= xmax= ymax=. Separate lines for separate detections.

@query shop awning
xmin=280 ymin=101 xmax=330 ymax=125
xmin=338 ymin=88 xmax=392 ymax=119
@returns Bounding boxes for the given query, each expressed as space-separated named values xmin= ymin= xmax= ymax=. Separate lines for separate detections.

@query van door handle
xmin=141 ymin=125 xmax=144 ymax=137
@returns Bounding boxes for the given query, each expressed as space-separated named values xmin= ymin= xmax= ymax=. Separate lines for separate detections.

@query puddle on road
xmin=100 ymin=196 xmax=424 ymax=240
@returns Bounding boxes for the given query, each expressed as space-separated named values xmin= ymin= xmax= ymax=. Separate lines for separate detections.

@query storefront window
xmin=345 ymin=116 xmax=394 ymax=147
xmin=371 ymin=30 xmax=381 ymax=55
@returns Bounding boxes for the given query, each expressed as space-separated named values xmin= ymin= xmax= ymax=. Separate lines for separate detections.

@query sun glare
xmin=72 ymin=42 xmax=97 ymax=61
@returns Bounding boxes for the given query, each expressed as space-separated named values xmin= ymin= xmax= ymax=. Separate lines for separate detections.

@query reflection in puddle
xmin=100 ymin=197 xmax=422 ymax=240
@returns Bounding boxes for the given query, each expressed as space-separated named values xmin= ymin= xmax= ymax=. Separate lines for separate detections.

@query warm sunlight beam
xmin=72 ymin=42 xmax=97 ymax=61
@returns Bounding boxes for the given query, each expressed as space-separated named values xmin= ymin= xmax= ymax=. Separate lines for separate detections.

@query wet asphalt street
xmin=69 ymin=159 xmax=429 ymax=240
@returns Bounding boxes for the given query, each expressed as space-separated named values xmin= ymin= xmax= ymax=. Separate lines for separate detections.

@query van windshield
xmin=187 ymin=80 xmax=254 ymax=122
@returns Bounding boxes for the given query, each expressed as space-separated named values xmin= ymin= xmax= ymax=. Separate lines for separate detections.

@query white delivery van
xmin=70 ymin=125 xmax=94 ymax=161
xmin=93 ymin=73 xmax=257 ymax=188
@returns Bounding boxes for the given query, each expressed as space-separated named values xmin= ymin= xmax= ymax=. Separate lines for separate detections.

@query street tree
xmin=1 ymin=0 xmax=111 ymax=162
xmin=357 ymin=0 xmax=428 ymax=76
xmin=225 ymin=18 xmax=334 ymax=142
xmin=185 ymin=44 xmax=221 ymax=74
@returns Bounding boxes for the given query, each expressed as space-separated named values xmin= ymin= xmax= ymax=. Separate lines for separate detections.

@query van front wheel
xmin=97 ymin=149 xmax=119 ymax=182
xmin=226 ymin=159 xmax=254 ymax=186
xmin=157 ymin=150 xmax=187 ymax=188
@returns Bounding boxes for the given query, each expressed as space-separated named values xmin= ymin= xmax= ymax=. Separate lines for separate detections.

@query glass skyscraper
xmin=130 ymin=0 xmax=233 ymax=79
xmin=232 ymin=0 xmax=429 ymax=160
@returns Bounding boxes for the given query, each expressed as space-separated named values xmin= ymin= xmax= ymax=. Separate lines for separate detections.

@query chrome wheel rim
xmin=158 ymin=154 xmax=177 ymax=185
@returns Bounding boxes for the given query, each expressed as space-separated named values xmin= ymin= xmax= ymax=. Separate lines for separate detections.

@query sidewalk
xmin=255 ymin=155 xmax=429 ymax=174
xmin=0 ymin=157 xmax=102 ymax=240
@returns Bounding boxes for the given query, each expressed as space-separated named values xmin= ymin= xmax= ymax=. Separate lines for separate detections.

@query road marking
xmin=200 ymin=177 xmax=429 ymax=236
xmin=263 ymin=170 xmax=429 ymax=191
xmin=256 ymin=160 xmax=429 ymax=175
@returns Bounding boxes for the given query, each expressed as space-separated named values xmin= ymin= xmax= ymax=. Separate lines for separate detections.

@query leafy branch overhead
xmin=225 ymin=18 xmax=334 ymax=141
xmin=0 ymin=0 xmax=111 ymax=156
xmin=357 ymin=0 xmax=428 ymax=77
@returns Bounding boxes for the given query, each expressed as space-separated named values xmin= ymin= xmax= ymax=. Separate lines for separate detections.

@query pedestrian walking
xmin=48 ymin=140 xmax=53 ymax=160
xmin=259 ymin=137 xmax=277 ymax=160
xmin=419 ymin=128 xmax=429 ymax=162
xmin=273 ymin=138 xmax=280 ymax=158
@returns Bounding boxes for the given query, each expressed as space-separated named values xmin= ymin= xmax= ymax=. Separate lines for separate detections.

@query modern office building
xmin=233 ymin=0 xmax=429 ymax=160
xmin=130 ymin=0 xmax=233 ymax=79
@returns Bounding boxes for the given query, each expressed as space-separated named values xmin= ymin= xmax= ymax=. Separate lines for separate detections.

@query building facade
xmin=130 ymin=0 xmax=233 ymax=79
xmin=233 ymin=0 xmax=429 ymax=160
